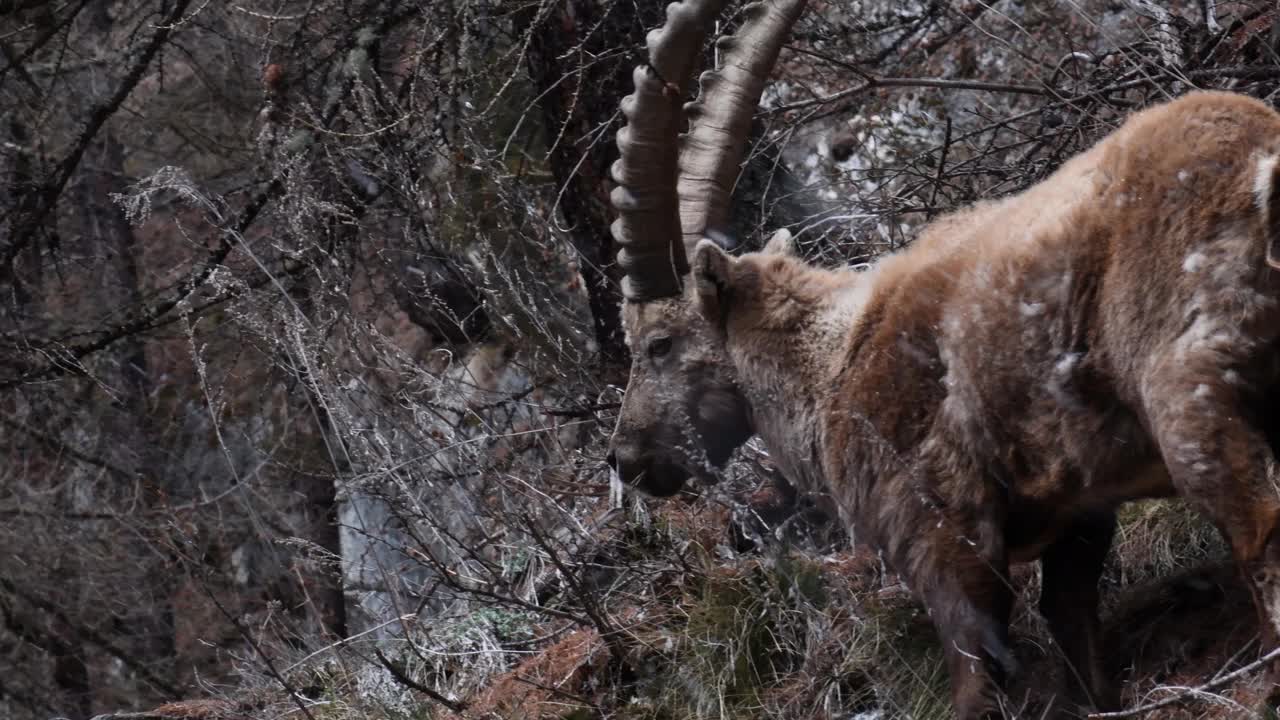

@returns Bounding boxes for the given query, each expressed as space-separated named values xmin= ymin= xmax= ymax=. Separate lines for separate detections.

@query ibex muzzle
xmin=606 ymin=1 xmax=1280 ymax=718
xmin=606 ymin=285 xmax=755 ymax=496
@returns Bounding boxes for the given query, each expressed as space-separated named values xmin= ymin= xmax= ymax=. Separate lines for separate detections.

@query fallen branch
xmin=1089 ymin=644 xmax=1280 ymax=718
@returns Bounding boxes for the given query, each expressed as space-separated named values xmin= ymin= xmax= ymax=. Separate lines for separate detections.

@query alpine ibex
xmin=604 ymin=0 xmax=1280 ymax=717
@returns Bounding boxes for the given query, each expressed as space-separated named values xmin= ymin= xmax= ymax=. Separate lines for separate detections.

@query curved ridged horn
xmin=611 ymin=0 xmax=730 ymax=302
xmin=679 ymin=0 xmax=807 ymax=254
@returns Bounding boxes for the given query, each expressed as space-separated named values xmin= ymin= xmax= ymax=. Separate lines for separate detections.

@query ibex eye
xmin=648 ymin=337 xmax=673 ymax=359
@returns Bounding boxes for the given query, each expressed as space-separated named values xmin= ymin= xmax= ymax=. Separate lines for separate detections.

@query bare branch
xmin=2 ymin=0 xmax=195 ymax=269
xmin=1089 ymin=644 xmax=1280 ymax=718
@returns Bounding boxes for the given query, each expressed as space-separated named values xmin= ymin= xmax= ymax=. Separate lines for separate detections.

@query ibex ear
xmin=693 ymin=238 xmax=735 ymax=322
xmin=762 ymin=228 xmax=795 ymax=256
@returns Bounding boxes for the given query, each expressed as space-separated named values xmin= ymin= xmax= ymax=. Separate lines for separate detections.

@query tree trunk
xmin=84 ymin=1 xmax=176 ymax=694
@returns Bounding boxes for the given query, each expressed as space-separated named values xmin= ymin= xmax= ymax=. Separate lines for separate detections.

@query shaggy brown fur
xmin=608 ymin=90 xmax=1280 ymax=718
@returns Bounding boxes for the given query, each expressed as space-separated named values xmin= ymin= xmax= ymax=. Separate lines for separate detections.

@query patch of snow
xmin=1254 ymin=153 xmax=1278 ymax=213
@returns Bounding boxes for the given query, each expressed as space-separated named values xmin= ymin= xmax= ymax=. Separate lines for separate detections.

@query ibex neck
xmin=734 ymin=268 xmax=870 ymax=495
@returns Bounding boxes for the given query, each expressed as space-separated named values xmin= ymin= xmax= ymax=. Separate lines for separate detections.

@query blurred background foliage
xmin=1 ymin=1 xmax=1278 ymax=718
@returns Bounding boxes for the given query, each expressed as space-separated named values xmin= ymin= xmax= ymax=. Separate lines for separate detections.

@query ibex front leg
xmin=1143 ymin=354 xmax=1280 ymax=694
xmin=889 ymin=485 xmax=1017 ymax=720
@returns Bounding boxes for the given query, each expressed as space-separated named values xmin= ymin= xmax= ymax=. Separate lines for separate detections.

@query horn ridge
xmin=611 ymin=0 xmax=730 ymax=302
xmin=677 ymin=0 xmax=808 ymax=254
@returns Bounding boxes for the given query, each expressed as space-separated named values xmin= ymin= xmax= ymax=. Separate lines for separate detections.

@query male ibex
xmin=604 ymin=0 xmax=1280 ymax=717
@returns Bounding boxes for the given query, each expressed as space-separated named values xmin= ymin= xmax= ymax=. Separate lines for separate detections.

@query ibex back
xmin=603 ymin=1 xmax=1280 ymax=717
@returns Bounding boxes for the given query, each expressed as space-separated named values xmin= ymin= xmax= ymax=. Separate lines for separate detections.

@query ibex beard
xmin=609 ymin=89 xmax=1280 ymax=718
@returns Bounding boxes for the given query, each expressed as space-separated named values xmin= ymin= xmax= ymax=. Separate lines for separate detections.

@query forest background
xmin=3 ymin=1 xmax=1280 ymax=719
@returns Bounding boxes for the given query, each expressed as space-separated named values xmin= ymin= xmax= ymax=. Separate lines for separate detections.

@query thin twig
xmin=521 ymin=514 xmax=629 ymax=664
xmin=928 ymin=117 xmax=953 ymax=216
xmin=1 ymin=0 xmax=195 ymax=266
xmin=0 ymin=414 xmax=137 ymax=480
xmin=543 ymin=402 xmax=621 ymax=418
xmin=198 ymin=579 xmax=318 ymax=720
xmin=768 ymin=75 xmax=1048 ymax=115
xmin=1089 ymin=644 xmax=1280 ymax=718
xmin=283 ymin=614 xmax=417 ymax=673
xmin=767 ymin=64 xmax=1280 ymax=117
xmin=374 ymin=649 xmax=467 ymax=713
xmin=512 ymin=673 xmax=600 ymax=709
xmin=0 ymin=576 xmax=181 ymax=698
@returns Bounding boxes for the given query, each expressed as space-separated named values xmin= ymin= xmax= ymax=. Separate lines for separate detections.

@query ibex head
xmin=605 ymin=0 xmax=806 ymax=496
